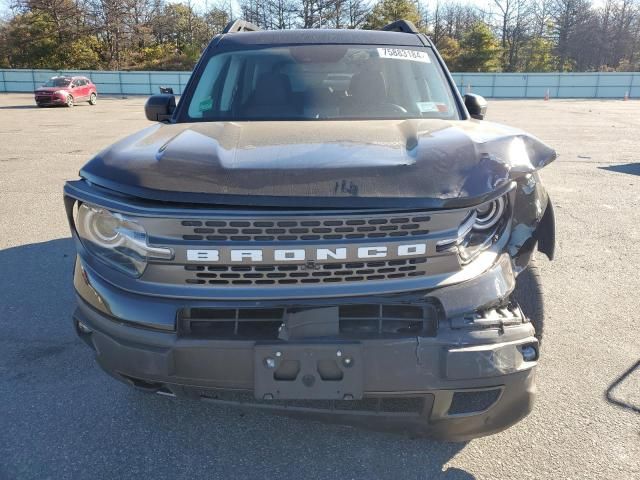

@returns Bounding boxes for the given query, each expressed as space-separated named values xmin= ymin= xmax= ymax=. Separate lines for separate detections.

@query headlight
xmin=437 ymin=195 xmax=508 ymax=263
xmin=75 ymin=204 xmax=173 ymax=277
xmin=53 ymin=90 xmax=67 ymax=96
xmin=472 ymin=196 xmax=505 ymax=231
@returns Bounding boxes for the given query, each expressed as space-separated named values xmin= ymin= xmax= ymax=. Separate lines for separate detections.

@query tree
xmin=436 ymin=2 xmax=483 ymax=41
xmin=435 ymin=35 xmax=461 ymax=69
xmin=490 ymin=0 xmax=535 ymax=71
xmin=522 ymin=36 xmax=556 ymax=70
xmin=202 ymin=4 xmax=232 ymax=38
xmin=0 ymin=12 xmax=61 ymax=68
xmin=294 ymin=0 xmax=337 ymax=28
xmin=550 ymin=0 xmax=592 ymax=70
xmin=457 ymin=22 xmax=502 ymax=71
xmin=364 ymin=0 xmax=421 ymax=30
xmin=2 ymin=0 xmax=640 ymax=72
xmin=346 ymin=0 xmax=370 ymax=28
xmin=0 ymin=10 xmax=103 ymax=68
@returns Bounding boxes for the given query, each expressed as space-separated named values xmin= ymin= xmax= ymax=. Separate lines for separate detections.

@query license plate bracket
xmin=254 ymin=343 xmax=363 ymax=400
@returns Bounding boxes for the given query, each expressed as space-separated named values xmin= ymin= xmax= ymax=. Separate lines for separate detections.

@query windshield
xmin=43 ymin=78 xmax=71 ymax=87
xmin=185 ymin=45 xmax=460 ymax=121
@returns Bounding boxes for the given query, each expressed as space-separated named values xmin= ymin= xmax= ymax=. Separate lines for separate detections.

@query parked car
xmin=63 ymin=20 xmax=556 ymax=440
xmin=34 ymin=76 xmax=97 ymax=107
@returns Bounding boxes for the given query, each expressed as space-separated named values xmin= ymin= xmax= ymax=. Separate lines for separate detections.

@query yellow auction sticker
xmin=377 ymin=48 xmax=431 ymax=63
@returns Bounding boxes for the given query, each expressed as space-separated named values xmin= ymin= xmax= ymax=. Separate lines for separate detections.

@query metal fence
xmin=1 ymin=69 xmax=638 ymax=99
xmin=450 ymin=72 xmax=639 ymax=99
xmin=0 ymin=69 xmax=192 ymax=96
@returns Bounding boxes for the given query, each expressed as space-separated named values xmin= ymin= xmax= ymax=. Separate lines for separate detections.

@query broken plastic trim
xmin=534 ymin=200 xmax=555 ymax=260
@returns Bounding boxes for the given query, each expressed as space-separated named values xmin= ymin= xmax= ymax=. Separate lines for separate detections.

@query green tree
xmin=151 ymin=3 xmax=209 ymax=51
xmin=435 ymin=35 xmax=461 ymax=70
xmin=522 ymin=37 xmax=556 ymax=72
xmin=457 ymin=22 xmax=502 ymax=72
xmin=364 ymin=0 xmax=421 ymax=30
xmin=0 ymin=12 xmax=62 ymax=68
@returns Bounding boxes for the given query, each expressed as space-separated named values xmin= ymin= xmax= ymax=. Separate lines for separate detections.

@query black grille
xmin=200 ymin=390 xmax=427 ymax=415
xmin=179 ymin=303 xmax=439 ymax=339
xmin=180 ymin=215 xmax=431 ymax=242
xmin=183 ymin=257 xmax=428 ymax=286
xmin=448 ymin=389 xmax=501 ymax=415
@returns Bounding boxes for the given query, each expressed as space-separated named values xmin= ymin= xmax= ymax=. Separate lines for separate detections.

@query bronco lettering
xmin=185 ymin=243 xmax=429 ymax=263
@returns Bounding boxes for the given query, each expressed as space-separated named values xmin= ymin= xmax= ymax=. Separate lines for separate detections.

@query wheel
xmin=89 ymin=93 xmax=97 ymax=105
xmin=66 ymin=95 xmax=74 ymax=107
xmin=511 ymin=258 xmax=544 ymax=344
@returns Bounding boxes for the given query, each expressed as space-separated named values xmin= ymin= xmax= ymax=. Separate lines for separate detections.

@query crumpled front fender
xmin=507 ymin=171 xmax=555 ymax=272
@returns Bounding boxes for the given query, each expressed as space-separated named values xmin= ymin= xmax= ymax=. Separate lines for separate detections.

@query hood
xmin=79 ymin=119 xmax=556 ymax=208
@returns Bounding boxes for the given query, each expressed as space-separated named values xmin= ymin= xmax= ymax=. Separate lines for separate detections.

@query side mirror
xmin=464 ymin=93 xmax=488 ymax=120
xmin=145 ymin=94 xmax=176 ymax=122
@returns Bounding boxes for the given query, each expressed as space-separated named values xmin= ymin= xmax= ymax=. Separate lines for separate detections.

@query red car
xmin=34 ymin=76 xmax=97 ymax=107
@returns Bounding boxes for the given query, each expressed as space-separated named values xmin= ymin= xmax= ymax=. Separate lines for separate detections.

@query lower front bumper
xmin=73 ymin=290 xmax=538 ymax=440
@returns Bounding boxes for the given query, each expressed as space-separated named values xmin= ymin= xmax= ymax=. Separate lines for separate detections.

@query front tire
xmin=89 ymin=93 xmax=97 ymax=105
xmin=511 ymin=258 xmax=545 ymax=344
xmin=66 ymin=95 xmax=74 ymax=108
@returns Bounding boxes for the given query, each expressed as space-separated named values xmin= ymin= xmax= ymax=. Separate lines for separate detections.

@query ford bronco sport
xmin=63 ymin=20 xmax=556 ymax=440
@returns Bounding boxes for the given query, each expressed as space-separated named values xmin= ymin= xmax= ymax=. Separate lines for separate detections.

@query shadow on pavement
xmin=0 ymin=104 xmax=91 ymax=110
xmin=599 ymin=162 xmax=640 ymax=176
xmin=605 ymin=360 xmax=640 ymax=414
xmin=0 ymin=104 xmax=43 ymax=109
xmin=0 ymin=238 xmax=475 ymax=479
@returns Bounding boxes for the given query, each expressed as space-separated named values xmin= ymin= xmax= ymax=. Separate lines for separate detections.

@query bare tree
xmin=551 ymin=0 xmax=591 ymax=70
xmin=346 ymin=0 xmax=369 ymax=28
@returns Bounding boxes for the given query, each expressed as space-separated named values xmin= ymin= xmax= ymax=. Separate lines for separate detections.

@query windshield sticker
xmin=199 ymin=97 xmax=213 ymax=111
xmin=377 ymin=48 xmax=431 ymax=63
xmin=417 ymin=102 xmax=439 ymax=113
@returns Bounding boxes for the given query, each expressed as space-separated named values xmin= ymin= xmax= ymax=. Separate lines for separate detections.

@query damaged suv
xmin=63 ymin=20 xmax=556 ymax=440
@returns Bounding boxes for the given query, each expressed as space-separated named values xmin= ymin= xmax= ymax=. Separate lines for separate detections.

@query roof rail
xmin=380 ymin=20 xmax=420 ymax=34
xmin=222 ymin=20 xmax=262 ymax=34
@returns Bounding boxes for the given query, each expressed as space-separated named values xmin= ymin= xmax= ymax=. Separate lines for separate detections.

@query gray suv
xmin=63 ymin=20 xmax=556 ymax=440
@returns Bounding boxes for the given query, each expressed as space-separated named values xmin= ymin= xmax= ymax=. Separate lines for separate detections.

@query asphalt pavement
xmin=0 ymin=94 xmax=638 ymax=479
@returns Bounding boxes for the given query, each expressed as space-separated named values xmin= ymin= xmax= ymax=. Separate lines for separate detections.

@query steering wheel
xmin=387 ymin=103 xmax=408 ymax=113
xmin=358 ymin=103 xmax=408 ymax=115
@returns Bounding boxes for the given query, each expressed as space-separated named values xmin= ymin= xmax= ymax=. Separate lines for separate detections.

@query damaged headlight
xmin=75 ymin=203 xmax=173 ymax=277
xmin=472 ymin=195 xmax=505 ymax=231
xmin=437 ymin=195 xmax=508 ymax=264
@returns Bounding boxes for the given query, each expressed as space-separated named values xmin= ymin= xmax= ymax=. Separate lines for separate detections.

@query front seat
xmin=342 ymin=70 xmax=388 ymax=116
xmin=243 ymin=72 xmax=298 ymax=118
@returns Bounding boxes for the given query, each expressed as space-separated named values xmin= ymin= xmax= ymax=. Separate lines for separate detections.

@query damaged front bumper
xmin=73 ymin=252 xmax=539 ymax=441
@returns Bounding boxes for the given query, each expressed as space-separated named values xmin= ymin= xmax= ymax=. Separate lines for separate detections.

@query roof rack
xmin=222 ymin=20 xmax=262 ymax=34
xmin=380 ymin=20 xmax=420 ymax=34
